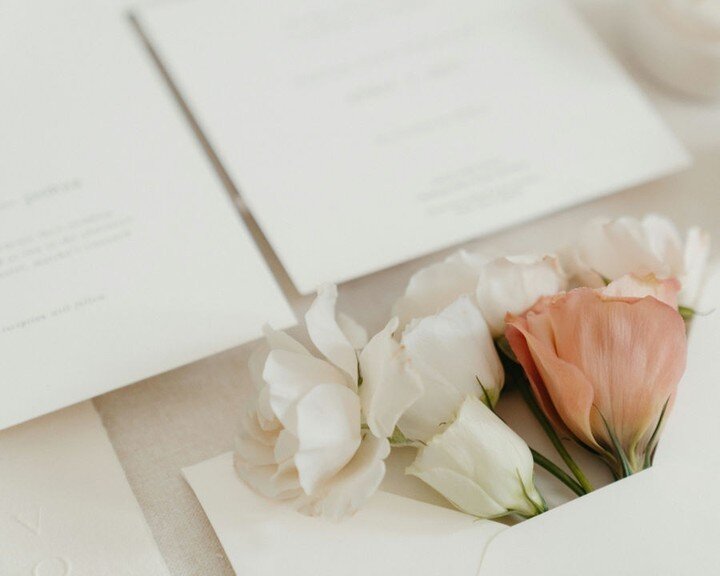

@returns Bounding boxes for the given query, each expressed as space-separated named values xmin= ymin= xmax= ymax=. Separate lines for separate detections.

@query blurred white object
xmin=626 ymin=0 xmax=720 ymax=99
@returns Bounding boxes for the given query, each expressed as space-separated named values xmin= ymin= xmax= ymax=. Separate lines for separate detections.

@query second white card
xmin=140 ymin=0 xmax=689 ymax=293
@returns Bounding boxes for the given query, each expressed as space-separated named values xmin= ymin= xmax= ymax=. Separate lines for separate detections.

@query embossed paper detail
xmin=0 ymin=402 xmax=168 ymax=576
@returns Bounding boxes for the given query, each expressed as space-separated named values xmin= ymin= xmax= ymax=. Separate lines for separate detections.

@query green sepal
xmin=476 ymin=376 xmax=495 ymax=408
xmin=598 ymin=409 xmax=633 ymax=477
xmin=643 ymin=396 xmax=672 ymax=470
xmin=678 ymin=305 xmax=695 ymax=322
xmin=516 ymin=469 xmax=548 ymax=517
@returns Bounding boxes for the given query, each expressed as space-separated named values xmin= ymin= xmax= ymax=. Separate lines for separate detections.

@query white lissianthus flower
xmin=566 ymin=214 xmax=710 ymax=307
xmin=392 ymin=250 xmax=487 ymax=329
xmin=475 ymin=254 xmax=567 ymax=337
xmin=234 ymin=285 xmax=389 ymax=521
xmin=392 ymin=250 xmax=566 ymax=338
xmin=395 ymin=296 xmax=504 ymax=443
xmin=358 ymin=317 xmax=423 ymax=439
xmin=407 ymin=396 xmax=546 ymax=519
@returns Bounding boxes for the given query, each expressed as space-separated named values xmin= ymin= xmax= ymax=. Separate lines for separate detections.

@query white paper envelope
xmin=185 ymin=268 xmax=720 ymax=574
xmin=185 ymin=453 xmax=505 ymax=576
xmin=0 ymin=402 xmax=169 ymax=575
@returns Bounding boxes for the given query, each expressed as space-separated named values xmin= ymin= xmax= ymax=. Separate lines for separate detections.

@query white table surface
xmin=92 ymin=2 xmax=720 ymax=574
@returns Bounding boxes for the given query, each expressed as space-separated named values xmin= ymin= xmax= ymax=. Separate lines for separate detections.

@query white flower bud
xmin=407 ymin=396 xmax=545 ymax=519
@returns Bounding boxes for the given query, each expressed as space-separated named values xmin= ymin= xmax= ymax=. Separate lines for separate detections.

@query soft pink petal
xmin=506 ymin=318 xmax=598 ymax=450
xmin=546 ymin=290 xmax=686 ymax=453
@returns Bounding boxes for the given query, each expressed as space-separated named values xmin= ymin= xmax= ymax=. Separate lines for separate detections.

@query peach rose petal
xmin=506 ymin=321 xmax=599 ymax=451
xmin=506 ymin=283 xmax=687 ymax=476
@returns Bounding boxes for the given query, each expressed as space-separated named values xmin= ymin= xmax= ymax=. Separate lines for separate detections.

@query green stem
xmin=514 ymin=368 xmax=594 ymax=494
xmin=531 ymin=449 xmax=585 ymax=497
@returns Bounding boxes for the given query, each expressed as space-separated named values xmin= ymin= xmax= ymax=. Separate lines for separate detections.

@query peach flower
xmin=506 ymin=286 xmax=687 ymax=477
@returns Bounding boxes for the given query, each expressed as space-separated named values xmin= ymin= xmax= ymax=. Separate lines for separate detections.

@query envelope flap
xmin=478 ymin=461 xmax=720 ymax=576
xmin=655 ymin=266 xmax=720 ymax=470
xmin=184 ymin=453 xmax=506 ymax=576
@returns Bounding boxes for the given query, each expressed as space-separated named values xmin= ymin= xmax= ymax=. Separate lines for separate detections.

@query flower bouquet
xmin=234 ymin=214 xmax=709 ymax=523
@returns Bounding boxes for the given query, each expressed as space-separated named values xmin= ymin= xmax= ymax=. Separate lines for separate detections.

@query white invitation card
xmin=0 ymin=402 xmax=169 ymax=575
xmin=140 ymin=0 xmax=689 ymax=293
xmin=0 ymin=3 xmax=295 ymax=430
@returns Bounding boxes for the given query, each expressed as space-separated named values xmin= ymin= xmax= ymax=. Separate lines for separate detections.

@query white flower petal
xmin=558 ymin=243 xmax=606 ymax=289
xmin=299 ymin=435 xmax=390 ymax=521
xmin=642 ymin=214 xmax=684 ymax=272
xmin=601 ymin=274 xmax=679 ymax=308
xmin=406 ymin=467 xmax=507 ymax=519
xmin=476 ymin=255 xmax=566 ymax=336
xmin=255 ymin=386 xmax=277 ymax=430
xmin=571 ymin=214 xmax=708 ymax=308
xmin=247 ymin=346 xmax=278 ymax=428
xmin=234 ymin=416 xmax=302 ymax=501
xmin=237 ymin=304 xmax=374 ymax=516
xmin=293 ymin=383 xmax=362 ymax=495
xmin=263 ymin=324 xmax=311 ymax=356
xmin=398 ymin=296 xmax=504 ymax=442
xmin=250 ymin=326 xmax=312 ymax=425
xmin=263 ymin=349 xmax=349 ymax=431
xmin=248 ymin=345 xmax=268 ymax=390
xmin=337 ymin=312 xmax=368 ymax=349
xmin=274 ymin=429 xmax=299 ymax=464
xmin=233 ymin=457 xmax=302 ymax=500
xmin=392 ymin=250 xmax=487 ymax=328
xmin=681 ymin=227 xmax=711 ymax=307
xmin=235 ymin=409 xmax=278 ymax=466
xmin=577 ymin=214 xmax=682 ymax=280
xmin=407 ymin=396 xmax=542 ymax=518
xmin=577 ymin=217 xmax=666 ymax=280
xmin=359 ymin=317 xmax=423 ymax=438
xmin=305 ymin=284 xmax=360 ymax=384
xmin=271 ymin=458 xmax=303 ymax=496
